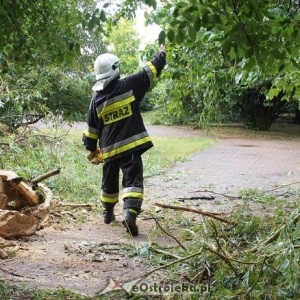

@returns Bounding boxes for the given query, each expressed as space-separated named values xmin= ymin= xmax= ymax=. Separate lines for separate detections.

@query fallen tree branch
xmin=264 ymin=212 xmax=300 ymax=246
xmin=144 ymin=248 xmax=203 ymax=278
xmin=153 ymin=217 xmax=187 ymax=251
xmin=31 ymin=169 xmax=61 ymax=185
xmin=246 ymin=212 xmax=300 ymax=253
xmin=264 ymin=182 xmax=300 ymax=193
xmin=203 ymin=243 xmax=260 ymax=266
xmin=191 ymin=190 xmax=240 ymax=199
xmin=53 ymin=203 xmax=94 ymax=210
xmin=155 ymin=202 xmax=235 ymax=225
xmin=178 ymin=196 xmax=215 ymax=202
xmin=245 ymin=256 xmax=268 ymax=298
xmin=151 ymin=248 xmax=181 ymax=260
xmin=0 ymin=266 xmax=35 ymax=279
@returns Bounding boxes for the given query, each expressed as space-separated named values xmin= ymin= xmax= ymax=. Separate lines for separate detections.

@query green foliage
xmin=0 ymin=66 xmax=92 ymax=129
xmin=239 ymin=188 xmax=277 ymax=204
xmin=143 ymin=189 xmax=300 ymax=299
xmin=3 ymin=0 xmax=300 ymax=130
xmin=145 ymin=0 xmax=300 ymax=129
xmin=0 ymin=281 xmax=9 ymax=300
xmin=0 ymin=0 xmax=109 ymax=129
xmin=0 ymin=0 xmax=105 ymax=66
xmin=107 ymin=18 xmax=141 ymax=75
xmin=32 ymin=287 xmax=91 ymax=300
xmin=0 ymin=284 xmax=91 ymax=300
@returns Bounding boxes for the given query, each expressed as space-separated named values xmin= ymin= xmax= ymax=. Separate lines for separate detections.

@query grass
xmin=141 ymin=110 xmax=157 ymax=125
xmin=0 ymin=124 xmax=214 ymax=204
xmin=204 ymin=122 xmax=300 ymax=141
xmin=142 ymin=110 xmax=300 ymax=141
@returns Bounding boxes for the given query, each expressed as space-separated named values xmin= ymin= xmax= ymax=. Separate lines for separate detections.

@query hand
xmin=159 ymin=44 xmax=166 ymax=53
xmin=86 ymin=148 xmax=104 ymax=165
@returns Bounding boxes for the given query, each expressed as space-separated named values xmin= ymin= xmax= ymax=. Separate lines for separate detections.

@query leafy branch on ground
xmin=129 ymin=187 xmax=300 ymax=299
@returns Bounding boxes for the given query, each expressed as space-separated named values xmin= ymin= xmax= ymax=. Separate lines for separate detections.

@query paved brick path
xmin=145 ymin=126 xmax=300 ymax=210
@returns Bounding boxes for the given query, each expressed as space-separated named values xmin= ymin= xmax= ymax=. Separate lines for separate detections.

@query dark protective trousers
xmin=101 ymin=153 xmax=144 ymax=211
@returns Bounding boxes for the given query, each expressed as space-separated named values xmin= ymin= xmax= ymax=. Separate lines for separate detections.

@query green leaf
xmin=291 ymin=58 xmax=298 ymax=68
xmin=213 ymin=14 xmax=222 ymax=24
xmin=182 ymin=10 xmax=194 ymax=21
xmin=176 ymin=2 xmax=189 ymax=8
xmin=100 ymin=10 xmax=106 ymax=22
xmin=194 ymin=18 xmax=201 ymax=31
xmin=167 ymin=29 xmax=175 ymax=42
xmin=267 ymin=88 xmax=280 ymax=99
xmin=222 ymin=39 xmax=231 ymax=54
xmin=88 ymin=16 xmax=97 ymax=31
xmin=176 ymin=29 xmax=185 ymax=44
xmin=145 ymin=0 xmax=157 ymax=9
xmin=271 ymin=50 xmax=285 ymax=60
xmin=74 ymin=42 xmax=81 ymax=56
xmin=158 ymin=30 xmax=166 ymax=45
xmin=178 ymin=20 xmax=189 ymax=30
xmin=188 ymin=26 xmax=197 ymax=40
xmin=139 ymin=246 xmax=150 ymax=257
xmin=278 ymin=64 xmax=285 ymax=73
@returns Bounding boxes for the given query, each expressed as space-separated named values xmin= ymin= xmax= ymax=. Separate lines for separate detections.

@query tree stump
xmin=0 ymin=170 xmax=54 ymax=239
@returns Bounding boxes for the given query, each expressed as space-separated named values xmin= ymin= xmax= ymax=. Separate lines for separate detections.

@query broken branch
xmin=144 ymin=248 xmax=203 ymax=278
xmin=178 ymin=196 xmax=215 ymax=202
xmin=31 ymin=169 xmax=61 ymax=185
xmin=155 ymin=202 xmax=235 ymax=225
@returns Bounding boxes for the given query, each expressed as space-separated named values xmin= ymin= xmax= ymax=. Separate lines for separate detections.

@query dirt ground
xmin=1 ymin=123 xmax=300 ymax=299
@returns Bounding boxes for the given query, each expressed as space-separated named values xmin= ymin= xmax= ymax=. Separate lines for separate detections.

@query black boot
xmin=122 ymin=209 xmax=139 ymax=236
xmin=102 ymin=202 xmax=116 ymax=224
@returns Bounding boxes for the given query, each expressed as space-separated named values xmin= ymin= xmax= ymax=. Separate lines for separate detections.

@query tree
xmin=106 ymin=18 xmax=141 ymax=75
xmin=0 ymin=0 xmax=110 ymax=66
xmin=155 ymin=0 xmax=300 ymax=129
xmin=0 ymin=0 xmax=109 ymax=129
xmin=120 ymin=0 xmax=300 ymax=129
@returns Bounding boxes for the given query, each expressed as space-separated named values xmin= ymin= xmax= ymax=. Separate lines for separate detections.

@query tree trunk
xmin=294 ymin=109 xmax=300 ymax=124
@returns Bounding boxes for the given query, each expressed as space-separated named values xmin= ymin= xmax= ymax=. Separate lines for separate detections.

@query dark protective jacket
xmin=82 ymin=51 xmax=166 ymax=162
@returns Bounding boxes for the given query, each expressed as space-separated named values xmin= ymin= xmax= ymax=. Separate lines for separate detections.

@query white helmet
xmin=92 ymin=53 xmax=120 ymax=91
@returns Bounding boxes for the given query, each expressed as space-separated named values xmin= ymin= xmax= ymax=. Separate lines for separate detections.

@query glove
xmin=86 ymin=148 xmax=104 ymax=165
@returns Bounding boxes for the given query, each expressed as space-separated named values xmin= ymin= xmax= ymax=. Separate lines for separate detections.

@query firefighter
xmin=83 ymin=44 xmax=166 ymax=236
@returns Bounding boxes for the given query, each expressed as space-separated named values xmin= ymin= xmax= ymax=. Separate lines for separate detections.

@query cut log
xmin=0 ymin=210 xmax=39 ymax=239
xmin=0 ymin=178 xmax=8 ymax=209
xmin=0 ymin=194 xmax=8 ymax=209
xmin=9 ymin=180 xmax=39 ymax=206
xmin=0 ymin=170 xmax=39 ymax=206
xmin=0 ymin=178 xmax=3 ymax=193
xmin=0 ymin=170 xmax=20 ymax=181
xmin=0 ymin=169 xmax=53 ymax=239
